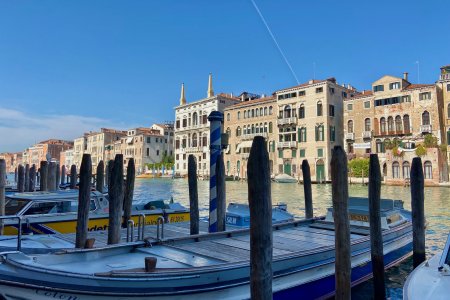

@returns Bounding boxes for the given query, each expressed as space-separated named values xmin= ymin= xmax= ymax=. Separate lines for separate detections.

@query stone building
xmin=223 ymin=95 xmax=277 ymax=178
xmin=437 ymin=65 xmax=450 ymax=167
xmin=275 ymin=78 xmax=352 ymax=181
xmin=0 ymin=152 xmax=22 ymax=173
xmin=174 ymin=74 xmax=241 ymax=176
xmin=59 ymin=148 xmax=74 ymax=172
xmin=343 ymin=72 xmax=447 ymax=185
xmin=86 ymin=128 xmax=126 ymax=170
xmin=72 ymin=134 xmax=88 ymax=169
xmin=151 ymin=123 xmax=175 ymax=158
xmin=23 ymin=139 xmax=73 ymax=166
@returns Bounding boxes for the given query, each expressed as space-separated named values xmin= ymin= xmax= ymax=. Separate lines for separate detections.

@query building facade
xmin=86 ymin=128 xmax=126 ymax=170
xmin=73 ymin=134 xmax=88 ymax=169
xmin=437 ymin=65 xmax=450 ymax=167
xmin=59 ymin=149 xmax=74 ymax=172
xmin=0 ymin=152 xmax=22 ymax=173
xmin=22 ymin=139 xmax=73 ymax=166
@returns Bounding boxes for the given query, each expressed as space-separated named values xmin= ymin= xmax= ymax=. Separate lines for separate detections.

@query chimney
xmin=403 ymin=72 xmax=409 ymax=81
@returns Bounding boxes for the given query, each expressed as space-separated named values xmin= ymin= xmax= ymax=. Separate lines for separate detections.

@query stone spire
xmin=179 ymin=83 xmax=186 ymax=105
xmin=207 ymin=73 xmax=214 ymax=98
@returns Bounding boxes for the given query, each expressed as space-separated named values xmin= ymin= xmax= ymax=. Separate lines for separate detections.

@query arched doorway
xmin=283 ymin=160 xmax=292 ymax=175
xmin=316 ymin=159 xmax=325 ymax=183
xmin=382 ymin=163 xmax=387 ymax=178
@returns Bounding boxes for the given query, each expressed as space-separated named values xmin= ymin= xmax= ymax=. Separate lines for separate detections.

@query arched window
xmin=388 ymin=116 xmax=394 ymax=133
xmin=227 ymin=161 xmax=230 ymax=174
xmin=299 ymin=104 xmax=305 ymax=119
xmin=269 ymin=106 xmax=273 ymax=115
xmin=395 ymin=115 xmax=402 ymax=133
xmin=269 ymin=122 xmax=273 ymax=133
xmin=402 ymin=161 xmax=410 ymax=179
xmin=226 ymin=113 xmax=230 ymax=122
xmin=284 ymin=105 xmax=291 ymax=118
xmin=256 ymin=125 xmax=259 ymax=134
xmin=448 ymin=104 xmax=450 ymax=118
xmin=264 ymin=107 xmax=267 ymax=116
xmin=403 ymin=115 xmax=410 ymax=133
xmin=316 ymin=125 xmax=324 ymax=141
xmin=317 ymin=101 xmax=323 ymax=116
xmin=365 ymin=118 xmax=371 ymax=131
xmin=424 ymin=161 xmax=432 ymax=179
xmin=251 ymin=109 xmax=255 ymax=118
xmin=348 ymin=120 xmax=354 ymax=133
xmin=237 ymin=111 xmax=241 ymax=120
xmin=236 ymin=126 xmax=241 ymax=137
xmin=237 ymin=160 xmax=241 ymax=175
xmin=380 ymin=117 xmax=386 ymax=134
xmin=259 ymin=108 xmax=263 ymax=116
xmin=376 ymin=139 xmax=384 ymax=153
xmin=392 ymin=161 xmax=400 ymax=178
xmin=192 ymin=112 xmax=198 ymax=126
xmin=192 ymin=133 xmax=198 ymax=147
xmin=264 ymin=122 xmax=268 ymax=133
xmin=251 ymin=124 xmax=255 ymax=134
xmin=422 ymin=111 xmax=430 ymax=125
xmin=255 ymin=109 xmax=259 ymax=117
xmin=244 ymin=111 xmax=247 ymax=119
xmin=226 ymin=127 xmax=231 ymax=138
xmin=243 ymin=125 xmax=247 ymax=135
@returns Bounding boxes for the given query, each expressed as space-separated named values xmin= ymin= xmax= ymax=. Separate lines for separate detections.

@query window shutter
xmin=298 ymin=128 xmax=301 ymax=143
xmin=315 ymin=126 xmax=318 ymax=141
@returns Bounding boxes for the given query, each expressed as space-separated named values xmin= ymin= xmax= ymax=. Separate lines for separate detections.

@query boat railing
xmin=126 ymin=220 xmax=135 ymax=242
xmin=156 ymin=216 xmax=164 ymax=240
xmin=0 ymin=215 xmax=23 ymax=251
xmin=137 ymin=214 xmax=146 ymax=241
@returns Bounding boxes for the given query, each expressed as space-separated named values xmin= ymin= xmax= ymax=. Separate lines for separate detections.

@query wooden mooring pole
xmin=107 ymin=160 xmax=114 ymax=191
xmin=75 ymin=154 xmax=92 ymax=248
xmin=188 ymin=155 xmax=199 ymax=235
xmin=216 ymin=153 xmax=226 ymax=232
xmin=40 ymin=161 xmax=48 ymax=191
xmin=14 ymin=167 xmax=17 ymax=183
xmin=108 ymin=154 xmax=124 ymax=245
xmin=96 ymin=160 xmax=105 ymax=193
xmin=61 ymin=165 xmax=66 ymax=185
xmin=24 ymin=164 xmax=30 ymax=192
xmin=368 ymin=154 xmax=386 ymax=299
xmin=18 ymin=164 xmax=25 ymax=193
xmin=0 ymin=159 xmax=6 ymax=234
xmin=301 ymin=159 xmax=313 ymax=219
xmin=56 ymin=164 xmax=60 ymax=190
xmin=248 ymin=136 xmax=272 ymax=300
xmin=70 ymin=164 xmax=77 ymax=189
xmin=123 ymin=158 xmax=135 ymax=227
xmin=410 ymin=157 xmax=425 ymax=268
xmin=48 ymin=162 xmax=57 ymax=191
xmin=330 ymin=146 xmax=351 ymax=300
xmin=29 ymin=165 xmax=36 ymax=192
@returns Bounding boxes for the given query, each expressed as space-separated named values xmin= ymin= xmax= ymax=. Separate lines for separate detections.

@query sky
xmin=1 ymin=0 xmax=450 ymax=152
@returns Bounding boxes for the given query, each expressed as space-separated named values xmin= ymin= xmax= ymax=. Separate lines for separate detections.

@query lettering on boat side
xmin=349 ymin=214 xmax=369 ymax=222
xmin=35 ymin=289 xmax=78 ymax=300
xmin=170 ymin=215 xmax=185 ymax=222
xmin=226 ymin=216 xmax=237 ymax=225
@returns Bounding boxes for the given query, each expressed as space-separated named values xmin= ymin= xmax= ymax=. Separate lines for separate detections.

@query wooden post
xmin=216 ymin=153 xmax=226 ymax=232
xmin=70 ymin=164 xmax=77 ymax=189
xmin=24 ymin=164 xmax=30 ymax=192
xmin=56 ymin=163 xmax=60 ymax=190
xmin=330 ymin=146 xmax=351 ymax=300
xmin=368 ymin=154 xmax=386 ymax=299
xmin=75 ymin=154 xmax=92 ymax=248
xmin=301 ymin=159 xmax=313 ymax=219
xmin=96 ymin=160 xmax=105 ymax=193
xmin=188 ymin=155 xmax=199 ymax=235
xmin=61 ymin=165 xmax=66 ymax=185
xmin=0 ymin=159 xmax=6 ymax=234
xmin=29 ymin=165 xmax=36 ymax=192
xmin=410 ymin=157 xmax=425 ymax=268
xmin=108 ymin=154 xmax=124 ymax=245
xmin=40 ymin=161 xmax=48 ymax=191
xmin=248 ymin=136 xmax=272 ymax=300
xmin=107 ymin=160 xmax=114 ymax=191
xmin=123 ymin=158 xmax=135 ymax=227
xmin=18 ymin=164 xmax=25 ymax=192
xmin=47 ymin=162 xmax=57 ymax=191
xmin=14 ymin=167 xmax=17 ymax=183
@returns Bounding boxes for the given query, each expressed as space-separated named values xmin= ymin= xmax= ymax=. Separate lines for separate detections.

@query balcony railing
xmin=240 ymin=132 xmax=268 ymax=140
xmin=277 ymin=141 xmax=298 ymax=149
xmin=345 ymin=133 xmax=355 ymax=140
xmin=277 ymin=117 xmax=298 ymax=126
xmin=420 ymin=125 xmax=432 ymax=133
xmin=362 ymin=131 xmax=372 ymax=139
xmin=242 ymin=153 xmax=250 ymax=159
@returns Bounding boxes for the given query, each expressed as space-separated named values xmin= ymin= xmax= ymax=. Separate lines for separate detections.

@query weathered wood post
xmin=108 ymin=154 xmax=124 ymax=244
xmin=56 ymin=163 xmax=60 ymax=190
xmin=410 ymin=157 xmax=425 ymax=268
xmin=61 ymin=165 xmax=66 ymax=185
xmin=301 ymin=159 xmax=313 ymax=219
xmin=216 ymin=153 xmax=226 ymax=232
xmin=36 ymin=168 xmax=40 ymax=188
xmin=24 ymin=164 xmax=30 ymax=192
xmin=123 ymin=158 xmax=135 ymax=227
xmin=188 ymin=155 xmax=199 ymax=235
xmin=29 ymin=165 xmax=36 ymax=192
xmin=107 ymin=160 xmax=114 ymax=191
xmin=14 ymin=167 xmax=17 ymax=183
xmin=18 ymin=164 xmax=25 ymax=193
xmin=75 ymin=154 xmax=92 ymax=248
xmin=248 ymin=136 xmax=272 ymax=300
xmin=330 ymin=146 xmax=351 ymax=300
xmin=96 ymin=160 xmax=105 ymax=193
xmin=0 ymin=159 xmax=6 ymax=234
xmin=47 ymin=162 xmax=57 ymax=191
xmin=368 ymin=154 xmax=386 ymax=299
xmin=40 ymin=162 xmax=48 ymax=191
xmin=69 ymin=164 xmax=77 ymax=189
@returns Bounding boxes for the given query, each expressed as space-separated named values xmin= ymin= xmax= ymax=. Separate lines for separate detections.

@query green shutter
xmin=315 ymin=126 xmax=318 ymax=141
xmin=300 ymin=149 xmax=305 ymax=157
xmin=447 ymin=131 xmax=450 ymax=146
xmin=278 ymin=150 xmax=283 ymax=158
xmin=304 ymin=128 xmax=307 ymax=142
xmin=292 ymin=149 xmax=297 ymax=158
xmin=318 ymin=148 xmax=323 ymax=157
xmin=298 ymin=128 xmax=301 ymax=143
xmin=272 ymin=141 xmax=275 ymax=152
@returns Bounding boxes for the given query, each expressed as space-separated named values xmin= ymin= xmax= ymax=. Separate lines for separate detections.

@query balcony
xmin=277 ymin=141 xmax=298 ymax=149
xmin=277 ymin=117 xmax=298 ymax=126
xmin=420 ymin=125 xmax=432 ymax=133
xmin=240 ymin=132 xmax=268 ymax=140
xmin=242 ymin=153 xmax=250 ymax=159
xmin=185 ymin=146 xmax=204 ymax=153
xmin=362 ymin=131 xmax=372 ymax=139
xmin=346 ymin=133 xmax=355 ymax=140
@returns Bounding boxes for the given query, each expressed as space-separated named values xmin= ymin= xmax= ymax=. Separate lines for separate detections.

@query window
xmin=146 ymin=137 xmax=151 ymax=143
xmin=146 ymin=148 xmax=149 ymax=156
xmin=156 ymin=150 xmax=160 ymax=156
xmin=376 ymin=139 xmax=385 ymax=153
xmin=348 ymin=120 xmax=354 ymax=133
xmin=269 ymin=122 xmax=273 ymax=133
xmin=255 ymin=109 xmax=259 ymax=117
xmin=251 ymin=109 xmax=255 ymax=117
xmin=291 ymin=149 xmax=296 ymax=157
xmin=401 ymin=95 xmax=411 ymax=103
xmin=316 ymin=87 xmax=323 ymax=93
xmin=329 ymin=87 xmax=335 ymax=94
xmin=278 ymin=150 xmax=283 ymax=158
xmin=300 ymin=149 xmax=305 ymax=157
xmin=227 ymin=113 xmax=230 ymax=121
xmin=342 ymin=91 xmax=347 ymax=98
xmin=395 ymin=116 xmax=402 ymax=132
xmin=317 ymin=148 xmax=323 ymax=157
xmin=236 ymin=127 xmax=241 ymax=137
xmin=259 ymin=108 xmax=263 ymax=116
xmin=182 ymin=118 xmax=187 ymax=127
xmin=422 ymin=111 xmax=430 ymax=125
xmin=244 ymin=111 xmax=247 ymax=119
xmin=269 ymin=106 xmax=273 ymax=115
xmin=380 ymin=117 xmax=386 ymax=134
xmin=330 ymin=126 xmax=335 ymax=142
xmin=317 ymin=101 xmax=323 ymax=116
xmin=402 ymin=162 xmax=410 ymax=179
xmin=447 ymin=104 xmax=450 ymax=118
xmin=389 ymin=82 xmax=400 ymax=90
xmin=387 ymin=117 xmax=394 ymax=132
xmin=329 ymin=105 xmax=335 ymax=117
xmin=237 ymin=112 xmax=241 ymax=120
xmin=424 ymin=161 xmax=432 ymax=179
xmin=364 ymin=101 xmax=371 ymax=109
xmin=298 ymin=127 xmax=307 ymax=142
xmin=315 ymin=125 xmax=324 ymax=141
xmin=176 ymin=120 xmax=180 ymax=129
xmin=419 ymin=92 xmax=431 ymax=100
xmin=264 ymin=107 xmax=267 ymax=116
xmin=447 ymin=84 xmax=450 ymax=92
xmin=347 ymin=103 xmax=353 ymax=111
xmin=373 ymin=85 xmax=384 ymax=92
xmin=365 ymin=118 xmax=371 ymax=131
xmin=299 ymin=90 xmax=306 ymax=96
xmin=299 ymin=104 xmax=305 ymax=119
xmin=392 ymin=162 xmax=400 ymax=178
xmin=447 ymin=130 xmax=450 ymax=146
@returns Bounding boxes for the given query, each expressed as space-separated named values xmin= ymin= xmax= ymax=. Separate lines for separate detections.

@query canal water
xmin=134 ymin=178 xmax=450 ymax=299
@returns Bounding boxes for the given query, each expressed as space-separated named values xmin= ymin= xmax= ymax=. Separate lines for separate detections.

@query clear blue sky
xmin=1 ymin=0 xmax=449 ymax=152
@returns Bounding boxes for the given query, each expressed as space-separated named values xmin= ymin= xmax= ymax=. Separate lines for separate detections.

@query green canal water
xmin=134 ymin=178 xmax=450 ymax=299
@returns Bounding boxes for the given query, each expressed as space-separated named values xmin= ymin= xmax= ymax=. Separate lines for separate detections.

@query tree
xmin=348 ymin=158 xmax=369 ymax=177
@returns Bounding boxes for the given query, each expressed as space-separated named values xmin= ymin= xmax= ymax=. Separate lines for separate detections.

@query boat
xmin=274 ymin=173 xmax=298 ymax=183
xmin=226 ymin=202 xmax=294 ymax=226
xmin=1 ymin=190 xmax=190 ymax=235
xmin=0 ymin=197 xmax=412 ymax=300
xmin=403 ymin=232 xmax=450 ymax=299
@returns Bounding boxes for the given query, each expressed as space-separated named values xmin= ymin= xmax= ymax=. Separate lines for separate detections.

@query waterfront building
xmin=437 ymin=65 xmax=450 ymax=167
xmin=150 ymin=122 xmax=175 ymax=158
xmin=0 ymin=152 xmax=22 ymax=173
xmin=22 ymin=139 xmax=73 ymax=166
xmin=174 ymin=74 xmax=241 ymax=175
xmin=59 ymin=148 xmax=74 ymax=171
xmin=275 ymin=78 xmax=353 ymax=181
xmin=86 ymin=128 xmax=126 ymax=170
xmin=344 ymin=72 xmax=447 ymax=185
xmin=223 ymin=94 xmax=277 ymax=178
xmin=72 ymin=134 xmax=88 ymax=169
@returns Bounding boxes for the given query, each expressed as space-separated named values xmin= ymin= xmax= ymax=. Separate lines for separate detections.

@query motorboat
xmin=274 ymin=173 xmax=298 ymax=183
xmin=225 ymin=202 xmax=294 ymax=227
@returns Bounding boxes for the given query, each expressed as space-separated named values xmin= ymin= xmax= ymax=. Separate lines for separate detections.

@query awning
xmin=236 ymin=140 xmax=253 ymax=153
xmin=126 ymin=137 xmax=133 ymax=144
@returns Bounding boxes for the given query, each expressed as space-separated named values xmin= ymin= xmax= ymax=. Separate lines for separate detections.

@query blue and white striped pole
xmin=208 ymin=111 xmax=223 ymax=233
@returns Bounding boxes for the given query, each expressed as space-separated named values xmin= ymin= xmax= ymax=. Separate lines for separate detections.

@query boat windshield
xmin=5 ymin=198 xmax=30 ymax=215
xmin=23 ymin=199 xmax=97 ymax=215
